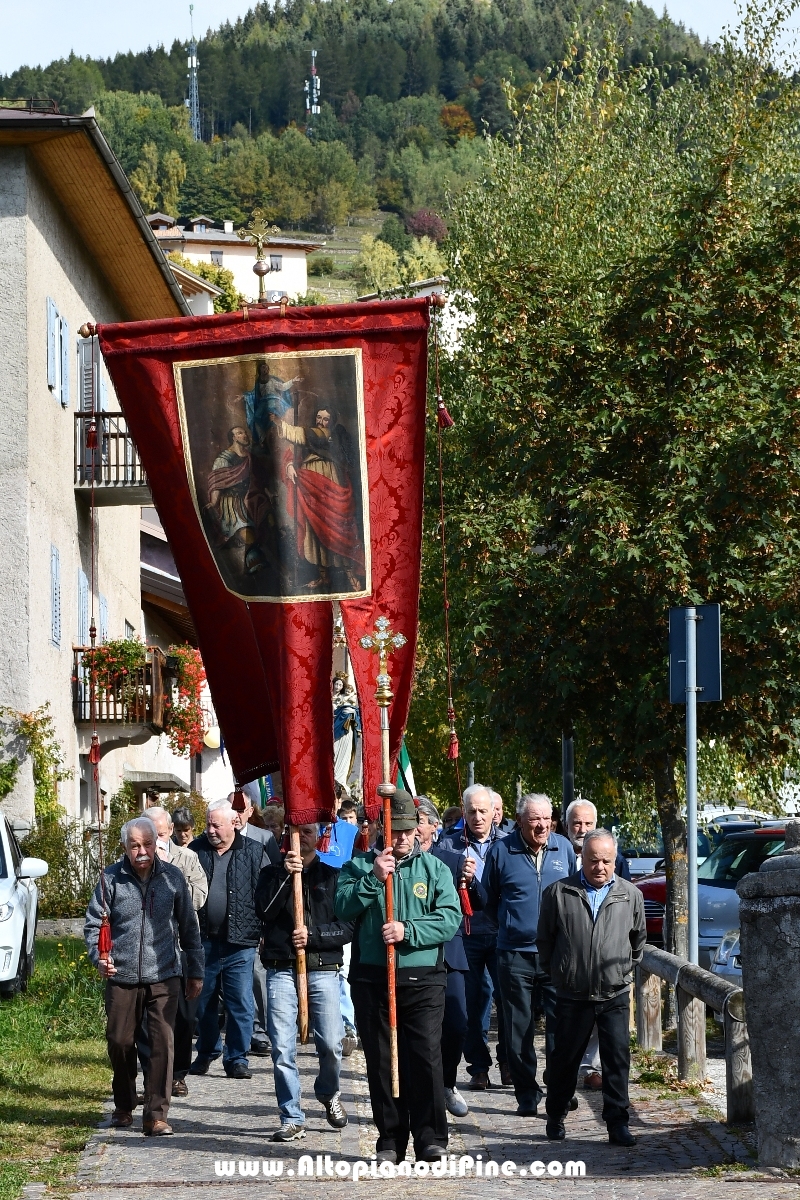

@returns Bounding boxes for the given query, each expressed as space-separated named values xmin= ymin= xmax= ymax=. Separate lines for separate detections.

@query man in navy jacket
xmin=483 ymin=793 xmax=576 ymax=1116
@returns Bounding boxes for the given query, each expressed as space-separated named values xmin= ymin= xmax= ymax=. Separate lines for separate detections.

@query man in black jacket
xmin=189 ymin=799 xmax=275 ymax=1079
xmin=538 ymin=829 xmax=646 ymax=1147
xmin=255 ymin=821 xmax=354 ymax=1142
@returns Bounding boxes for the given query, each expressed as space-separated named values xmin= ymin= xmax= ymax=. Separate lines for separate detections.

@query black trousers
xmin=351 ymin=976 xmax=448 ymax=1158
xmin=441 ymin=967 xmax=468 ymax=1089
xmin=545 ymin=989 xmax=631 ymax=1129
xmin=496 ymin=949 xmax=557 ymax=1107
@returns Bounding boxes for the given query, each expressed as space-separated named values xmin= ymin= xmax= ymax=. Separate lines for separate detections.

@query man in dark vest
xmin=189 ymin=799 xmax=272 ymax=1079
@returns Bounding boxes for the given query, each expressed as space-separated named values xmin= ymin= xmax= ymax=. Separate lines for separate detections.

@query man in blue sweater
xmin=483 ymin=793 xmax=575 ymax=1116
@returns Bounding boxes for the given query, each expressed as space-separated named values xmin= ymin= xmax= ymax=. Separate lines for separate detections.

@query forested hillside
xmin=1 ymin=0 xmax=706 ymax=230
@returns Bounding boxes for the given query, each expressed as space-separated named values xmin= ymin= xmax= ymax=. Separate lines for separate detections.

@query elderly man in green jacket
xmin=335 ymin=790 xmax=461 ymax=1165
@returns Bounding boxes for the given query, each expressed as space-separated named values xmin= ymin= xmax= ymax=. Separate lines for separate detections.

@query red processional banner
xmin=97 ymin=300 xmax=431 ymax=824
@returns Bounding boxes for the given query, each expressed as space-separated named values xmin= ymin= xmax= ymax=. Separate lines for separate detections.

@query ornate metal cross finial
xmin=237 ymin=208 xmax=282 ymax=301
xmin=360 ymin=616 xmax=407 ymax=708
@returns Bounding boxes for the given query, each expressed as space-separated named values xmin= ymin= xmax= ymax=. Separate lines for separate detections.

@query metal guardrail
xmin=74 ymin=412 xmax=148 ymax=489
xmin=634 ymin=946 xmax=753 ymax=1124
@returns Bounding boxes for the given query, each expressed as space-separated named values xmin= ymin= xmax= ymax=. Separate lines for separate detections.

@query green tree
xmin=160 ymin=148 xmax=187 ymax=215
xmin=428 ymin=1 xmax=800 ymax=959
xmin=167 ymin=253 xmax=243 ymax=313
xmin=129 ymin=141 xmax=159 ymax=211
xmin=356 ymin=234 xmax=401 ymax=291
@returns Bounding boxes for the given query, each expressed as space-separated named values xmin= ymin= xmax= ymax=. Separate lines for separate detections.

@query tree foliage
xmin=411 ymin=0 xmax=800 ymax=955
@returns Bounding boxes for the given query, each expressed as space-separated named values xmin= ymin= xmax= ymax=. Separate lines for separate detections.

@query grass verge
xmin=0 ymin=938 xmax=108 ymax=1200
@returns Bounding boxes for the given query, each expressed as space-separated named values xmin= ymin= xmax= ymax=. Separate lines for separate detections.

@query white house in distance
xmin=0 ymin=103 xmax=234 ymax=828
xmin=149 ymin=212 xmax=324 ymax=302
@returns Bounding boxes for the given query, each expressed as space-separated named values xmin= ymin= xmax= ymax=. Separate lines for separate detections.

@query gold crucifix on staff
xmin=237 ymin=208 xmax=281 ymax=303
xmin=360 ymin=615 xmax=407 ymax=1097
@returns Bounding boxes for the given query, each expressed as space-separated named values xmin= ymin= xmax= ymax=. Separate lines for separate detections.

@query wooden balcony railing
xmin=74 ymin=413 xmax=151 ymax=504
xmin=73 ymin=647 xmax=167 ymax=729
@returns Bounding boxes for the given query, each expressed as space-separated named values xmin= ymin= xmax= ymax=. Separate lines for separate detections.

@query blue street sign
xmin=669 ymin=603 xmax=722 ymax=704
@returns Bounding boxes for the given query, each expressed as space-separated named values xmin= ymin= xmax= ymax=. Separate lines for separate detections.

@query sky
xmin=0 ymin=1 xmax=257 ymax=75
xmin=0 ymin=0 xmax=797 ymax=76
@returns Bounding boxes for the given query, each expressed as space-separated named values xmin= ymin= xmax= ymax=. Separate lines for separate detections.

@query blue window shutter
xmin=78 ymin=339 xmax=93 ymax=411
xmin=46 ymin=297 xmax=57 ymax=390
xmin=99 ymin=595 xmax=108 ymax=643
xmin=78 ymin=568 xmax=89 ymax=646
xmin=60 ymin=316 xmax=70 ymax=407
xmin=50 ymin=546 xmax=61 ymax=647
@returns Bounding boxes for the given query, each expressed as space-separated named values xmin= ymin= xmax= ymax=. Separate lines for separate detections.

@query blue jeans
xmin=267 ymin=968 xmax=343 ymax=1123
xmin=463 ymin=931 xmax=506 ymax=1075
xmin=195 ymin=939 xmax=256 ymax=1068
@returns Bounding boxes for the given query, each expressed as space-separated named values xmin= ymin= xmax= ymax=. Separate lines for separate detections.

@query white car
xmin=0 ymin=816 xmax=48 ymax=997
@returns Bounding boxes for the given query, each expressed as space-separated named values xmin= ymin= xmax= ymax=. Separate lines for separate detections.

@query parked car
xmin=634 ymin=827 xmax=786 ymax=968
xmin=0 ymin=816 xmax=48 ymax=997
xmin=710 ymin=929 xmax=742 ymax=989
xmin=619 ymin=829 xmax=713 ymax=879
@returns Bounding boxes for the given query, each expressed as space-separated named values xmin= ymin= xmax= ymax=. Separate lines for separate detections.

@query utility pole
xmin=304 ymin=48 xmax=321 ymax=137
xmin=186 ymin=5 xmax=201 ymax=142
xmin=685 ymin=607 xmax=699 ymax=966
xmin=561 ymin=729 xmax=574 ymax=818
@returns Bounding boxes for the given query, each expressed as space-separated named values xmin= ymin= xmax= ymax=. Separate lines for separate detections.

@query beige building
xmin=0 ymin=105 xmax=233 ymax=828
xmin=149 ymin=212 xmax=323 ymax=303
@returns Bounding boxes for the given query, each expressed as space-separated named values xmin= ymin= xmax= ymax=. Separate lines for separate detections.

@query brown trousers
xmin=105 ymin=978 xmax=180 ymax=1122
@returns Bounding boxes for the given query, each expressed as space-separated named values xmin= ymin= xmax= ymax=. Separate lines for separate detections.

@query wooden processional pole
xmin=360 ymin=616 xmax=407 ymax=1099
xmin=289 ymin=824 xmax=310 ymax=1044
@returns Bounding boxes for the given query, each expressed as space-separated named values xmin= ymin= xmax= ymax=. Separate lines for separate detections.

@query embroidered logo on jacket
xmin=413 ymin=882 xmax=428 ymax=899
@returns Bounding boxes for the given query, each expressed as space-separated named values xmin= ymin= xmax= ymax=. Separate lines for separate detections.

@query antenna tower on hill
xmin=304 ymin=48 xmax=321 ymax=136
xmin=187 ymin=4 xmax=201 ymax=141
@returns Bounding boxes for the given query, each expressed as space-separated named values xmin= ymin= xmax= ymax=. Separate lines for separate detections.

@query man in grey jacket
xmin=85 ymin=816 xmax=203 ymax=1136
xmin=538 ymin=829 xmax=646 ymax=1147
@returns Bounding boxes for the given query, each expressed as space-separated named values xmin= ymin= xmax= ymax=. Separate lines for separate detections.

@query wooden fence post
xmin=635 ymin=965 xmax=662 ymax=1051
xmin=677 ymin=985 xmax=706 ymax=1082
xmin=724 ymin=994 xmax=753 ymax=1124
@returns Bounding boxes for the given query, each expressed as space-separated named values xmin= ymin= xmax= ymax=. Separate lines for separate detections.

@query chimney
xmin=224 ymin=220 xmax=234 ymax=234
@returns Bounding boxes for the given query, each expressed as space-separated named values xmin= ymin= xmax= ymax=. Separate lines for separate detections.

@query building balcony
xmin=73 ymin=646 xmax=167 ymax=756
xmin=74 ymin=412 xmax=152 ymax=505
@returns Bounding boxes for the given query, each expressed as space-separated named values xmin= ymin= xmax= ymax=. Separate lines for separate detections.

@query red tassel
xmin=316 ymin=823 xmax=332 ymax=852
xmin=88 ymin=734 xmax=101 ymax=765
xmin=231 ymin=789 xmax=246 ymax=812
xmin=447 ymin=730 xmax=460 ymax=760
xmin=279 ymin=829 xmax=290 ymax=854
xmin=98 ymin=912 xmax=113 ymax=958
xmin=355 ymin=826 xmax=370 ymax=852
xmin=458 ymin=884 xmax=473 ymax=936
xmin=86 ymin=422 xmax=98 ymax=450
xmin=437 ymin=395 xmax=455 ymax=428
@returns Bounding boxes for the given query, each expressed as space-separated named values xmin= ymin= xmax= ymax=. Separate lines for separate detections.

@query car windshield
xmin=698 ymin=836 xmax=785 ymax=888
xmin=620 ymin=831 xmax=711 ymax=859
xmin=0 ymin=832 xmax=6 ymax=879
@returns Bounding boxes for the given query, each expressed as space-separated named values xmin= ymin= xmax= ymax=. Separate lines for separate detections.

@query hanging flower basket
xmin=164 ymin=645 xmax=206 ymax=757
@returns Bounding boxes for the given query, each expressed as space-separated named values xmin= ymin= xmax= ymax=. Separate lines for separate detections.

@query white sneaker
xmin=444 ymin=1086 xmax=469 ymax=1117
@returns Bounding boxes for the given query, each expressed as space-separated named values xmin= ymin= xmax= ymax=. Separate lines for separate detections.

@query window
xmin=125 ymin=620 xmax=135 ymax=640
xmin=210 ymin=249 xmax=223 ymax=267
xmin=697 ymin=836 xmax=786 ymax=888
xmin=195 ymin=222 xmax=207 ymax=233
xmin=99 ymin=595 xmax=108 ymax=643
xmin=78 ymin=568 xmax=89 ymax=646
xmin=269 ymin=254 xmax=283 ymax=272
xmin=46 ymin=297 xmax=70 ymax=406
xmin=50 ymin=546 xmax=61 ymax=647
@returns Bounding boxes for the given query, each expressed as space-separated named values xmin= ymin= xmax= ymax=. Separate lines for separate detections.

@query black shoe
xmin=322 ymin=1092 xmax=348 ymax=1128
xmin=499 ymin=1062 xmax=513 ymax=1087
xmin=249 ymin=1040 xmax=270 ymax=1057
xmin=546 ymin=1120 xmax=566 ymax=1141
xmin=376 ymin=1149 xmax=397 ymax=1165
xmin=272 ymin=1122 xmax=306 ymax=1142
xmin=608 ymin=1124 xmax=636 ymax=1146
xmin=420 ymin=1145 xmax=448 ymax=1162
xmin=515 ymin=1104 xmax=538 ymax=1116
xmin=188 ymin=1057 xmax=212 ymax=1075
xmin=568 ymin=1095 xmax=579 ymax=1111
xmin=225 ymin=1062 xmax=252 ymax=1079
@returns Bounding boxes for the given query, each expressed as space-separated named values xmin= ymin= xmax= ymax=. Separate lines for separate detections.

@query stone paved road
xmin=70 ymin=1037 xmax=797 ymax=1200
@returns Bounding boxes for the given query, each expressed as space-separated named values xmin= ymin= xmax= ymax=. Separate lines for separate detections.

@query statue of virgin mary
xmin=332 ymin=672 xmax=361 ymax=789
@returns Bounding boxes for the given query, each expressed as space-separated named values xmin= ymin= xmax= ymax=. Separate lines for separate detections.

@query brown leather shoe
xmin=468 ymin=1072 xmax=490 ymax=1090
xmin=500 ymin=1063 xmax=513 ymax=1087
xmin=143 ymin=1120 xmax=173 ymax=1136
xmin=583 ymin=1071 xmax=603 ymax=1091
xmin=171 ymin=1078 xmax=188 ymax=1097
xmin=110 ymin=1109 xmax=133 ymax=1128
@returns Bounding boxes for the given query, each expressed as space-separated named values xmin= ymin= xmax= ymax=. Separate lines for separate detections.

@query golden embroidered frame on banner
xmin=174 ymin=348 xmax=372 ymax=603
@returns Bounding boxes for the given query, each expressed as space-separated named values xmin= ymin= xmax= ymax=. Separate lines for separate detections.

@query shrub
xmin=307 ymin=254 xmax=335 ymax=277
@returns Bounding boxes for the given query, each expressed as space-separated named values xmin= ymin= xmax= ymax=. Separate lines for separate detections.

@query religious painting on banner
xmin=174 ymin=350 xmax=370 ymax=601
xmin=94 ymin=298 xmax=432 ymax=825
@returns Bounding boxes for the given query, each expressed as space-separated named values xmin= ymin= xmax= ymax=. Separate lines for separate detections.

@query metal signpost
xmin=669 ymin=603 xmax=721 ymax=964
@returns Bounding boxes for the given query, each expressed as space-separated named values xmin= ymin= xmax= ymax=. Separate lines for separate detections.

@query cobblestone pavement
xmin=70 ymin=1035 xmax=798 ymax=1200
